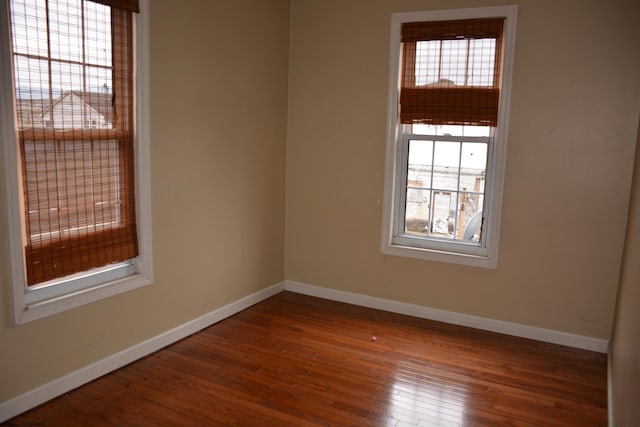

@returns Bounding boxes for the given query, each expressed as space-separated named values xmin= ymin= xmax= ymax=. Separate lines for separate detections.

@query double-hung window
xmin=0 ymin=0 xmax=152 ymax=323
xmin=381 ymin=6 xmax=517 ymax=268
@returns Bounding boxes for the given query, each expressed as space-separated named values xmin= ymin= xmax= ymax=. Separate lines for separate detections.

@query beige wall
xmin=611 ymin=121 xmax=640 ymax=426
xmin=0 ymin=0 xmax=289 ymax=402
xmin=2 ymin=0 xmax=639 ymax=414
xmin=285 ymin=0 xmax=640 ymax=339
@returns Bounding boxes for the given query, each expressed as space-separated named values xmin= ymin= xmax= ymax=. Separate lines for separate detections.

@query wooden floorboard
xmin=3 ymin=291 xmax=608 ymax=426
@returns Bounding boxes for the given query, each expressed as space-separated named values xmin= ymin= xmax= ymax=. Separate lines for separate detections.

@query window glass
xmin=406 ymin=136 xmax=487 ymax=242
xmin=415 ymin=39 xmax=496 ymax=87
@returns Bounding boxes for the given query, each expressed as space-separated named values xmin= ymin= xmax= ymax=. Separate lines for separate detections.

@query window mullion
xmin=56 ymin=139 xmax=67 ymax=242
xmin=44 ymin=0 xmax=55 ymax=128
xmin=453 ymin=142 xmax=463 ymax=239
xmin=464 ymin=39 xmax=470 ymax=86
xmin=81 ymin=1 xmax=88 ymax=128
xmin=437 ymin=40 xmax=443 ymax=82
xmin=427 ymin=137 xmax=436 ymax=237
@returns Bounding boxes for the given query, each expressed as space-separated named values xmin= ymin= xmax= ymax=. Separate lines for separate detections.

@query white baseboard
xmin=0 ymin=281 xmax=285 ymax=423
xmin=283 ymin=280 xmax=609 ymax=353
xmin=1 ymin=279 xmax=610 ymax=422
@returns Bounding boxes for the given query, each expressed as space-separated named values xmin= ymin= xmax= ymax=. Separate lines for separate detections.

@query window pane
xmin=461 ymin=143 xmax=487 ymax=176
xmin=440 ymin=39 xmax=468 ymax=85
xmin=460 ymin=194 xmax=484 ymax=241
xmin=430 ymin=191 xmax=454 ymax=236
xmin=407 ymin=141 xmax=432 ymax=237
xmin=84 ymin=1 xmax=112 ymax=67
xmin=433 ymin=141 xmax=460 ymax=191
xmin=86 ymin=66 xmax=113 ymax=97
xmin=461 ymin=125 xmax=491 ymax=137
xmin=415 ymin=40 xmax=440 ymax=86
xmin=10 ymin=0 xmax=48 ymax=57
xmin=458 ymin=143 xmax=486 ymax=241
xmin=408 ymin=139 xmax=433 ymax=166
xmin=14 ymin=56 xmax=49 ymax=97
xmin=51 ymin=61 xmax=83 ymax=92
xmin=14 ymin=57 xmax=51 ymax=128
xmin=405 ymin=187 xmax=430 ymax=237
xmin=468 ymin=39 xmax=496 ymax=86
xmin=48 ymin=0 xmax=83 ymax=62
xmin=411 ymin=124 xmax=491 ymax=137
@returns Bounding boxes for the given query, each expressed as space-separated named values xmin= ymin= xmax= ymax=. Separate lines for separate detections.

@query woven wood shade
xmin=400 ymin=18 xmax=504 ymax=127
xmin=401 ymin=18 xmax=504 ymax=42
xmin=90 ymin=0 xmax=139 ymax=13
xmin=9 ymin=1 xmax=138 ymax=285
xmin=400 ymin=87 xmax=500 ymax=126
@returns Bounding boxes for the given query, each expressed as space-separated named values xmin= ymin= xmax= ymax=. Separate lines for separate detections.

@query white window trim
xmin=380 ymin=5 xmax=517 ymax=269
xmin=0 ymin=0 xmax=153 ymax=324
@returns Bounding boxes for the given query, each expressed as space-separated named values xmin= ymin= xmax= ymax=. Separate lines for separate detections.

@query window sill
xmin=15 ymin=270 xmax=152 ymax=324
xmin=381 ymin=240 xmax=497 ymax=269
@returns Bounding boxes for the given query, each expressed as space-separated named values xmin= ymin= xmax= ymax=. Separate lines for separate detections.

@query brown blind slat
xmin=402 ymin=18 xmax=504 ymax=42
xmin=88 ymin=0 xmax=140 ymax=13
xmin=25 ymin=226 xmax=139 ymax=285
xmin=400 ymin=87 xmax=499 ymax=127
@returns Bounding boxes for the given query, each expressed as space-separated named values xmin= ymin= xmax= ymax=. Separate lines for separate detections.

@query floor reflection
xmin=387 ymin=366 xmax=468 ymax=427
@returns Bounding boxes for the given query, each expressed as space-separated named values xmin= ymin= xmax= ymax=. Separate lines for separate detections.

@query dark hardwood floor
xmin=4 ymin=291 xmax=608 ymax=426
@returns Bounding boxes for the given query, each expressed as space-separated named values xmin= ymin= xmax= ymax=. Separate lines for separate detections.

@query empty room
xmin=1 ymin=0 xmax=639 ymax=425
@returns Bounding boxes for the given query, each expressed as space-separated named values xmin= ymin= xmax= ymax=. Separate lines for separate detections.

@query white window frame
xmin=0 ymin=0 xmax=153 ymax=324
xmin=381 ymin=6 xmax=517 ymax=268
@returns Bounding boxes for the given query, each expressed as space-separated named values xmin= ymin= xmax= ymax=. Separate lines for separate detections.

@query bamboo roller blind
xmin=9 ymin=0 xmax=140 ymax=285
xmin=400 ymin=18 xmax=505 ymax=127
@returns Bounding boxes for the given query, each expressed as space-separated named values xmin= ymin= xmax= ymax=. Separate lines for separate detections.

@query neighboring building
xmin=16 ymin=89 xmax=113 ymax=130
xmin=41 ymin=91 xmax=113 ymax=129
xmin=15 ymin=98 xmax=47 ymax=128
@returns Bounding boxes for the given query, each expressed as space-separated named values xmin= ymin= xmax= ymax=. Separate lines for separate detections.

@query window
xmin=0 ymin=0 xmax=152 ymax=323
xmin=381 ymin=6 xmax=517 ymax=268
